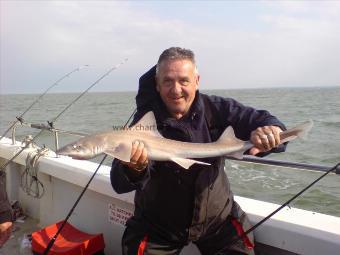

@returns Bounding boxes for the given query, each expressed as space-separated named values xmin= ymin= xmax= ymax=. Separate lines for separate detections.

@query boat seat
xmin=31 ymin=221 xmax=105 ymax=255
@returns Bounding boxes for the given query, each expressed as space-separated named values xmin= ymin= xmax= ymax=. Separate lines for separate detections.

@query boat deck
xmin=0 ymin=217 xmax=39 ymax=255
xmin=0 ymin=216 xmax=298 ymax=255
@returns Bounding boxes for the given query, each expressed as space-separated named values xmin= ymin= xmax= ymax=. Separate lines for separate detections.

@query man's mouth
xmin=171 ymin=96 xmax=184 ymax=101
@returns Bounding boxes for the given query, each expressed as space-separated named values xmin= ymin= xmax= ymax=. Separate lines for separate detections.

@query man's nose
xmin=171 ymin=82 xmax=182 ymax=94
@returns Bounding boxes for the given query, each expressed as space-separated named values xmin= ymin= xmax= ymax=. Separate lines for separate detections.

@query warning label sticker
xmin=108 ymin=204 xmax=133 ymax=226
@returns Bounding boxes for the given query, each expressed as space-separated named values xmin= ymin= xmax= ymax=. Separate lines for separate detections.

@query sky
xmin=1 ymin=0 xmax=340 ymax=94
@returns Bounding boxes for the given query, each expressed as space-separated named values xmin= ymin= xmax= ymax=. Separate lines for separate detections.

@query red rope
xmin=231 ymin=218 xmax=254 ymax=250
xmin=137 ymin=235 xmax=148 ymax=255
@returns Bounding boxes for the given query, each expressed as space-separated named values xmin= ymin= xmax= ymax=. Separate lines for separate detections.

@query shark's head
xmin=57 ymin=139 xmax=102 ymax=160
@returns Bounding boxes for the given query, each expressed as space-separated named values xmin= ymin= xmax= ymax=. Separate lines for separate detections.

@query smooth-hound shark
xmin=57 ymin=112 xmax=313 ymax=169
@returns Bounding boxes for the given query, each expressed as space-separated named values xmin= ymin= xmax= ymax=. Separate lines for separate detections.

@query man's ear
xmin=195 ymin=74 xmax=200 ymax=90
xmin=155 ymin=76 xmax=160 ymax=92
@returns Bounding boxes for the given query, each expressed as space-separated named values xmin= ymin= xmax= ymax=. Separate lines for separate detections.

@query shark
xmin=56 ymin=112 xmax=313 ymax=169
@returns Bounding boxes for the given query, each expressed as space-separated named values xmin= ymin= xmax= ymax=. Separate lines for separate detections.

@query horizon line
xmin=1 ymin=85 xmax=339 ymax=96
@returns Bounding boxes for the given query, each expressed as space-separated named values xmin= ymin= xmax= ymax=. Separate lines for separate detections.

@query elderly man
xmin=0 ymin=171 xmax=12 ymax=247
xmin=111 ymin=47 xmax=286 ymax=255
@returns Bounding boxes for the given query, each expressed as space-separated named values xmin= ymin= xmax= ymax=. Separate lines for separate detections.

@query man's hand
xmin=249 ymin=126 xmax=282 ymax=155
xmin=0 ymin=221 xmax=12 ymax=247
xmin=121 ymin=141 xmax=148 ymax=172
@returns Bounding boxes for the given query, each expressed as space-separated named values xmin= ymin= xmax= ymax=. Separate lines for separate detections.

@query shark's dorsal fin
xmin=216 ymin=126 xmax=237 ymax=144
xmin=130 ymin=111 xmax=163 ymax=137
xmin=216 ymin=126 xmax=249 ymax=159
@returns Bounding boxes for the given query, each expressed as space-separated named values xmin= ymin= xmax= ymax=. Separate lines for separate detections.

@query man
xmin=0 ymin=171 xmax=13 ymax=247
xmin=111 ymin=47 xmax=286 ymax=255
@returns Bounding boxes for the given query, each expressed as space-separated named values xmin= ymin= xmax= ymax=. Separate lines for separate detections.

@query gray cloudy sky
xmin=1 ymin=1 xmax=339 ymax=94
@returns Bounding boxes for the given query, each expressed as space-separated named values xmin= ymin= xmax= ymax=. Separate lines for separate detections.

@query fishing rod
xmin=0 ymin=65 xmax=88 ymax=141
xmin=0 ymin=59 xmax=128 ymax=173
xmin=48 ymin=59 xmax=127 ymax=124
xmin=42 ymin=107 xmax=137 ymax=255
xmin=216 ymin=162 xmax=340 ymax=255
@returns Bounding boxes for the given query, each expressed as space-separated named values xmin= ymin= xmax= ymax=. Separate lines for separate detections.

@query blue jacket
xmin=110 ymin=66 xmax=286 ymax=243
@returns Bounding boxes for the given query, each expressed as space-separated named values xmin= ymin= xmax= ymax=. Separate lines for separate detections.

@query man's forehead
xmin=158 ymin=59 xmax=195 ymax=73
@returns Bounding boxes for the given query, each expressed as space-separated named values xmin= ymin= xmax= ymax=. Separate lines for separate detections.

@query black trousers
xmin=121 ymin=216 xmax=255 ymax=255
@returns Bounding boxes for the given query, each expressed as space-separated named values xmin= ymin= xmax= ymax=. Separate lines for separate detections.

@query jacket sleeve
xmin=110 ymin=159 xmax=151 ymax=194
xmin=110 ymin=109 xmax=152 ymax=194
xmin=212 ymin=96 xmax=287 ymax=155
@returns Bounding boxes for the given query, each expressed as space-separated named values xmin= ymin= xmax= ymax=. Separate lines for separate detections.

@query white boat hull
xmin=1 ymin=137 xmax=340 ymax=255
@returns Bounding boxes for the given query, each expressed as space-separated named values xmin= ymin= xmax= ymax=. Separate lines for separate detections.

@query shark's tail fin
xmin=280 ymin=120 xmax=313 ymax=143
xmin=297 ymin=119 xmax=314 ymax=140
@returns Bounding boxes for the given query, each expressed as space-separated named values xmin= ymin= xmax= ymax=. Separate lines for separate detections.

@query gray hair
xmin=156 ymin=47 xmax=198 ymax=76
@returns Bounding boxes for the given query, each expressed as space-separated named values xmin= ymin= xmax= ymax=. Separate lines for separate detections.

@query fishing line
xmin=0 ymin=65 xmax=88 ymax=141
xmin=43 ymin=107 xmax=137 ymax=255
xmin=50 ymin=59 xmax=127 ymax=124
xmin=216 ymin=162 xmax=340 ymax=255
xmin=0 ymin=59 xmax=128 ymax=173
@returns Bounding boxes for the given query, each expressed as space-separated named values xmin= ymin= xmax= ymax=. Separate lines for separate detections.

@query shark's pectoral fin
xmin=170 ymin=157 xmax=211 ymax=170
xmin=104 ymin=143 xmax=132 ymax=162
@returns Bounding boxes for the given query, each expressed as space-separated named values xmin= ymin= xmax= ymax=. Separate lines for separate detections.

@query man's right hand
xmin=0 ymin=221 xmax=12 ymax=247
xmin=121 ymin=141 xmax=148 ymax=172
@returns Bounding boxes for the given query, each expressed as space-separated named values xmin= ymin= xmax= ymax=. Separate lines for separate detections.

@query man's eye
xmin=163 ymin=80 xmax=173 ymax=86
xmin=180 ymin=80 xmax=190 ymax=85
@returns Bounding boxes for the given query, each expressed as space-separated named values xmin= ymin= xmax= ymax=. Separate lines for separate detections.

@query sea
xmin=0 ymin=87 xmax=339 ymax=217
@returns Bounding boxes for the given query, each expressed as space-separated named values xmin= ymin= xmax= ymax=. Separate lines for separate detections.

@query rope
xmin=21 ymin=147 xmax=49 ymax=199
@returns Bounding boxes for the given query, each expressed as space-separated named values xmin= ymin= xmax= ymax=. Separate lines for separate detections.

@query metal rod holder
xmin=54 ymin=131 xmax=59 ymax=156
xmin=11 ymin=122 xmax=20 ymax=145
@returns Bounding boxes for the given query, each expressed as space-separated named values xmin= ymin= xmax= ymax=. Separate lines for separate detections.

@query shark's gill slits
xmin=93 ymin=146 xmax=101 ymax=155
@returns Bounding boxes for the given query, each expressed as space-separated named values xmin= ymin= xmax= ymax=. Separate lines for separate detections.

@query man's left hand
xmin=249 ymin=126 xmax=282 ymax=155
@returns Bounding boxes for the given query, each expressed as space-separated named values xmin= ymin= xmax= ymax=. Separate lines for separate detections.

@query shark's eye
xmin=73 ymin=144 xmax=81 ymax=151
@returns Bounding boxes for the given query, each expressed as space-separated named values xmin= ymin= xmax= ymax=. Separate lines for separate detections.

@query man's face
xmin=156 ymin=59 xmax=199 ymax=119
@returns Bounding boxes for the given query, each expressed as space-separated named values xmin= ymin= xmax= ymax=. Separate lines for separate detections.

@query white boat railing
xmin=226 ymin=155 xmax=340 ymax=174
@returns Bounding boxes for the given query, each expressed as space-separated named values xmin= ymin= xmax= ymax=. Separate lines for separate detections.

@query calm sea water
xmin=1 ymin=87 xmax=339 ymax=216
